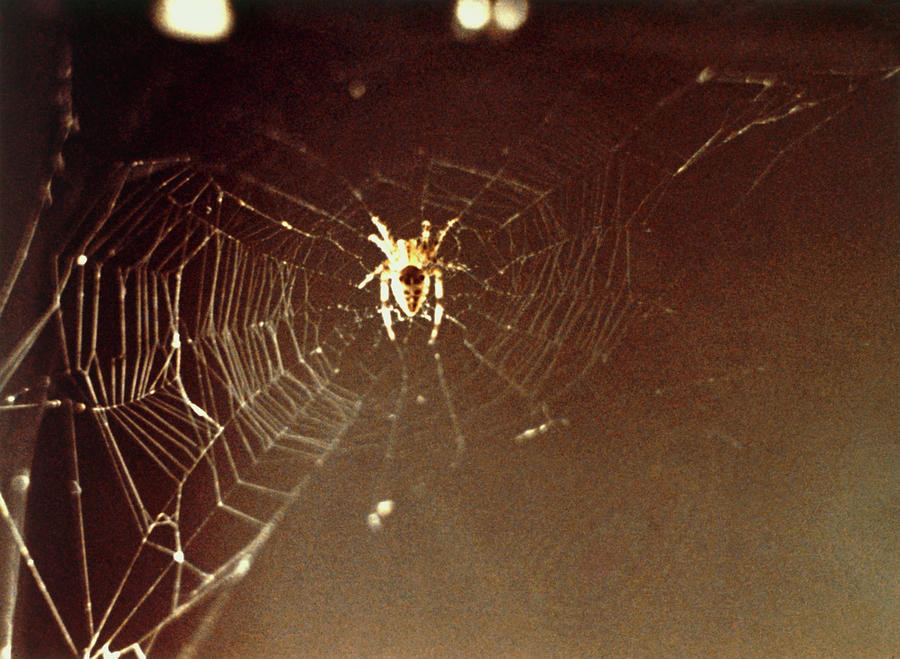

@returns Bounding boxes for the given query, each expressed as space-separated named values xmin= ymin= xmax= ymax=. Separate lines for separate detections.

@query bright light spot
xmin=514 ymin=426 xmax=538 ymax=443
xmin=455 ymin=0 xmax=491 ymax=31
xmin=172 ymin=550 xmax=184 ymax=563
xmin=151 ymin=0 xmax=235 ymax=43
xmin=4 ymin=395 xmax=13 ymax=403
xmin=100 ymin=643 xmax=121 ymax=659
xmin=348 ymin=80 xmax=366 ymax=99
xmin=697 ymin=67 xmax=715 ymax=83
xmin=12 ymin=473 xmax=30 ymax=492
xmin=367 ymin=499 xmax=395 ymax=532
xmin=376 ymin=499 xmax=395 ymax=518
xmin=76 ymin=254 xmax=88 ymax=266
xmin=233 ymin=554 xmax=252 ymax=577
xmin=188 ymin=401 xmax=209 ymax=418
xmin=171 ymin=331 xmax=181 ymax=349
xmin=280 ymin=220 xmax=292 ymax=230
xmin=493 ymin=0 xmax=528 ymax=32
xmin=366 ymin=511 xmax=383 ymax=532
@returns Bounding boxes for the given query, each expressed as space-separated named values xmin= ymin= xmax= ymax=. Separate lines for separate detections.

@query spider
xmin=357 ymin=215 xmax=460 ymax=344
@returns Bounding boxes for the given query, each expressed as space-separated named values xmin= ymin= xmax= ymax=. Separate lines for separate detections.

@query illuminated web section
xmin=44 ymin=159 xmax=363 ymax=656
xmin=4 ymin=61 xmax=897 ymax=657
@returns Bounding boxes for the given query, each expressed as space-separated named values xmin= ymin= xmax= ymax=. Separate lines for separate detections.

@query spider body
xmin=358 ymin=215 xmax=459 ymax=344
xmin=396 ymin=265 xmax=429 ymax=315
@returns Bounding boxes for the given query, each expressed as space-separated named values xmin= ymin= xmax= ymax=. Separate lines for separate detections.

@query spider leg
xmin=365 ymin=216 xmax=399 ymax=260
xmin=368 ymin=233 xmax=394 ymax=260
xmin=433 ymin=217 xmax=459 ymax=251
xmin=358 ymin=262 xmax=384 ymax=289
xmin=379 ymin=270 xmax=396 ymax=341
xmin=429 ymin=267 xmax=444 ymax=344
xmin=370 ymin=216 xmax=392 ymax=243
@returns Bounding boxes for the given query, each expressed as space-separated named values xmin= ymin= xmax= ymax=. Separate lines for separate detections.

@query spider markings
xmin=357 ymin=215 xmax=460 ymax=344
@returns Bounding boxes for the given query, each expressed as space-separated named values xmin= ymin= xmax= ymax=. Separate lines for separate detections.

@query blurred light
xmin=453 ymin=0 xmax=529 ymax=40
xmin=233 ymin=555 xmax=252 ymax=577
xmin=348 ymin=79 xmax=367 ymax=100
xmin=455 ymin=0 xmax=492 ymax=31
xmin=366 ymin=512 xmax=383 ymax=532
xmin=492 ymin=0 xmax=528 ymax=32
xmin=376 ymin=499 xmax=395 ymax=518
xmin=367 ymin=499 xmax=395 ymax=532
xmin=151 ymin=0 xmax=234 ymax=43
xmin=11 ymin=473 xmax=30 ymax=493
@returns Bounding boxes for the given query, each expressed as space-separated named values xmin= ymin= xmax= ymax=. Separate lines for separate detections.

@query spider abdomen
xmin=395 ymin=265 xmax=430 ymax=315
xmin=360 ymin=215 xmax=455 ymax=342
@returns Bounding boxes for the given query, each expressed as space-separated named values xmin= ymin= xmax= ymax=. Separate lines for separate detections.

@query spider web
xmin=2 ymin=19 xmax=897 ymax=657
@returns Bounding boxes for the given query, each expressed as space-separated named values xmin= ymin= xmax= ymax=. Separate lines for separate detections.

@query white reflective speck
xmin=233 ymin=554 xmax=252 ymax=577
xmin=188 ymin=401 xmax=209 ymax=419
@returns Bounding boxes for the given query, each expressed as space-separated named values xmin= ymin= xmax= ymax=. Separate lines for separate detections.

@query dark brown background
xmin=2 ymin=2 xmax=897 ymax=656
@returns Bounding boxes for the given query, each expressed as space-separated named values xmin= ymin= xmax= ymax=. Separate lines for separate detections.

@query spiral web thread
xmin=0 ymin=62 xmax=896 ymax=657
